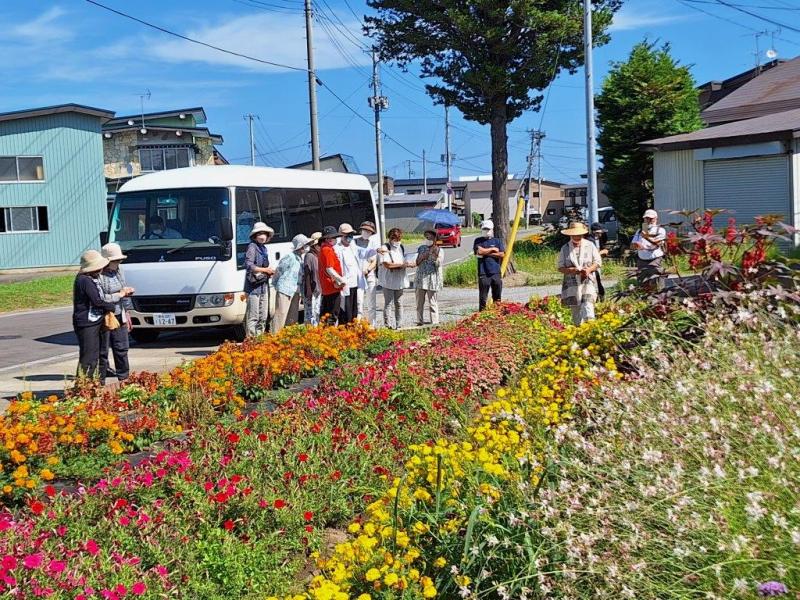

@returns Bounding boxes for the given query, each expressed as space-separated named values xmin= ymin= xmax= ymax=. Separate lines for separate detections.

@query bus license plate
xmin=152 ymin=313 xmax=177 ymax=326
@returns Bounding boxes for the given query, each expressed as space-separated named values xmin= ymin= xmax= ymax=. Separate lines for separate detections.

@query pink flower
xmin=85 ymin=540 xmax=100 ymax=556
xmin=131 ymin=582 xmax=147 ymax=595
xmin=154 ymin=565 xmax=168 ymax=577
xmin=115 ymin=584 xmax=127 ymax=595
xmin=22 ymin=553 xmax=43 ymax=569
xmin=47 ymin=560 xmax=66 ymax=575
xmin=2 ymin=556 xmax=17 ymax=570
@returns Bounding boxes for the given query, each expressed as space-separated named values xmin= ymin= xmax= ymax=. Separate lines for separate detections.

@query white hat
xmin=79 ymin=249 xmax=109 ymax=274
xmin=643 ymin=209 xmax=658 ymax=220
xmin=292 ymin=234 xmax=310 ymax=251
xmin=249 ymin=222 xmax=274 ymax=238
xmin=480 ymin=220 xmax=494 ymax=230
xmin=338 ymin=223 xmax=355 ymax=235
xmin=101 ymin=242 xmax=127 ymax=262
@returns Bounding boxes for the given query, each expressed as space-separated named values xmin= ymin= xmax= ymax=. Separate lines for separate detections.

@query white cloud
xmin=610 ymin=9 xmax=688 ymax=32
xmin=144 ymin=12 xmax=370 ymax=73
xmin=8 ymin=6 xmax=74 ymax=43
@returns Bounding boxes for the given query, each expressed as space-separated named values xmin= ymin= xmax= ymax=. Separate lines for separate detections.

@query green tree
xmin=365 ymin=0 xmax=621 ymax=242
xmin=596 ymin=41 xmax=702 ymax=228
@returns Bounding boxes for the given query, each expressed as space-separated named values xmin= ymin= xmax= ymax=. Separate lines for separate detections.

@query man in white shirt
xmin=335 ymin=223 xmax=364 ymax=324
xmin=630 ymin=209 xmax=666 ymax=291
xmin=354 ymin=221 xmax=380 ymax=327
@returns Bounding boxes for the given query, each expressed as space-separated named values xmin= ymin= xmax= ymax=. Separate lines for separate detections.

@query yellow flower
xmin=383 ymin=572 xmax=399 ymax=586
xmin=364 ymin=568 xmax=381 ymax=582
xmin=423 ymin=585 xmax=437 ymax=598
xmin=39 ymin=468 xmax=54 ymax=481
xmin=433 ymin=557 xmax=446 ymax=568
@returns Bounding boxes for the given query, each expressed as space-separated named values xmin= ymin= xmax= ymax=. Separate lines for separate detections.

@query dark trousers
xmin=75 ymin=323 xmax=104 ymax=382
xmin=338 ymin=288 xmax=358 ymax=325
xmin=320 ymin=293 xmax=341 ymax=326
xmin=100 ymin=325 xmax=130 ymax=381
xmin=596 ymin=270 xmax=606 ymax=301
xmin=478 ymin=274 xmax=503 ymax=311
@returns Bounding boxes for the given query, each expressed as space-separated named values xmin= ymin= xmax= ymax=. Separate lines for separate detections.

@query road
xmin=0 ymin=232 xmax=499 ymax=400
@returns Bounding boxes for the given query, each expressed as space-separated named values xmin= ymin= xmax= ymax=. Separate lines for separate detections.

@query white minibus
xmin=104 ymin=165 xmax=379 ymax=343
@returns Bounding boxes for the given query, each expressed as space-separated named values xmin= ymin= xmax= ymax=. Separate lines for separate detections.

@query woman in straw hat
xmin=557 ymin=221 xmax=602 ymax=326
xmin=73 ymin=249 xmax=119 ymax=383
xmin=271 ymin=233 xmax=310 ymax=333
xmin=244 ymin=222 xmax=275 ymax=337
xmin=98 ymin=243 xmax=136 ymax=383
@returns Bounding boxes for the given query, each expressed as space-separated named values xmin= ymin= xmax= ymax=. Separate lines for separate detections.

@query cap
xmin=643 ymin=209 xmax=658 ymax=220
xmin=480 ymin=220 xmax=494 ymax=230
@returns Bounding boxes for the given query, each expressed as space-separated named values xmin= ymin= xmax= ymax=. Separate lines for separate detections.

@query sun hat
xmin=79 ymin=249 xmax=109 ymax=274
xmin=338 ymin=223 xmax=356 ymax=235
xmin=101 ymin=242 xmax=127 ymax=261
xmin=561 ymin=221 xmax=590 ymax=236
xmin=249 ymin=222 xmax=274 ymax=238
xmin=321 ymin=225 xmax=340 ymax=239
xmin=308 ymin=231 xmax=322 ymax=246
xmin=480 ymin=219 xmax=494 ymax=230
xmin=643 ymin=209 xmax=658 ymax=220
xmin=359 ymin=221 xmax=376 ymax=234
xmin=291 ymin=234 xmax=310 ymax=251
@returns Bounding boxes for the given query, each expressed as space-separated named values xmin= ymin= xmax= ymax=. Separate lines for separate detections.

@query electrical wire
xmin=675 ymin=0 xmax=800 ymax=45
xmin=701 ymin=0 xmax=800 ymax=33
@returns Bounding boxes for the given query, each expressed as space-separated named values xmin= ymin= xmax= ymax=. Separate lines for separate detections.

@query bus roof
xmin=118 ymin=165 xmax=373 ymax=193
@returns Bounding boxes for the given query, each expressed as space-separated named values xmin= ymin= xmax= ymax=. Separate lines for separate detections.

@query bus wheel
xmin=131 ymin=329 xmax=160 ymax=344
xmin=230 ymin=323 xmax=247 ymax=342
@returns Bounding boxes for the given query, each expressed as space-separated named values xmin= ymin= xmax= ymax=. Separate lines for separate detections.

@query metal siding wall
xmin=653 ymin=150 xmax=704 ymax=217
xmin=0 ymin=113 xmax=106 ymax=269
xmin=791 ymin=139 xmax=800 ymax=246
xmin=703 ymin=155 xmax=790 ymax=227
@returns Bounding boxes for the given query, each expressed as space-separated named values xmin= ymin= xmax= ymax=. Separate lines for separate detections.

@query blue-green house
xmin=0 ymin=104 xmax=114 ymax=270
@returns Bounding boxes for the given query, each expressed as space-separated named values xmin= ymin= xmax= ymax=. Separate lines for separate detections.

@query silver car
xmin=597 ymin=207 xmax=619 ymax=242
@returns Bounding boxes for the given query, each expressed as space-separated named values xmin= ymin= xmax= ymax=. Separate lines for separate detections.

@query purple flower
xmin=758 ymin=581 xmax=788 ymax=597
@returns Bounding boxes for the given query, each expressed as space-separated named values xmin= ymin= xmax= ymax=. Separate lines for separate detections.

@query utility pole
xmin=444 ymin=105 xmax=452 ymax=211
xmin=524 ymin=130 xmax=545 ymax=228
xmin=422 ymin=150 xmax=428 ymax=194
xmin=304 ymin=0 xmax=320 ymax=170
xmin=406 ymin=160 xmax=414 ymax=179
xmin=525 ymin=133 xmax=535 ymax=230
xmin=584 ymin=0 xmax=599 ymax=226
xmin=369 ymin=48 xmax=389 ymax=238
xmin=244 ymin=114 xmax=256 ymax=166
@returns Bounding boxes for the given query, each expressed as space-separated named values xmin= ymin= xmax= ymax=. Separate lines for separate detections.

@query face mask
xmin=344 ymin=235 xmax=354 ymax=244
xmin=424 ymin=239 xmax=435 ymax=246
xmin=360 ymin=231 xmax=371 ymax=239
xmin=390 ymin=241 xmax=401 ymax=249
xmin=256 ymin=234 xmax=268 ymax=244
xmin=482 ymin=229 xmax=492 ymax=238
xmin=153 ymin=228 xmax=164 ymax=235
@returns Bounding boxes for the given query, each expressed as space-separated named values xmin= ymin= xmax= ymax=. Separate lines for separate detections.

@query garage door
xmin=703 ymin=155 xmax=790 ymax=227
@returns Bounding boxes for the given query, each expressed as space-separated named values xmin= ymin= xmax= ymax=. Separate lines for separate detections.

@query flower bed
xmin=0 ymin=303 xmax=555 ymax=598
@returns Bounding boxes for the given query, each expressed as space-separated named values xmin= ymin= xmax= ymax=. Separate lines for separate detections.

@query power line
xmin=230 ymin=0 xmax=300 ymax=14
xmin=84 ymin=0 xmax=310 ymax=72
xmin=701 ymin=0 xmax=800 ymax=33
xmin=684 ymin=0 xmax=800 ymax=10
xmin=675 ymin=0 xmax=800 ymax=45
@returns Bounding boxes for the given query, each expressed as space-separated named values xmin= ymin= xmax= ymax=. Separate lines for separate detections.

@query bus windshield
xmin=109 ymin=187 xmax=231 ymax=262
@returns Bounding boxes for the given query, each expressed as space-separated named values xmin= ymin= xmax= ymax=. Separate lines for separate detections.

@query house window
xmin=139 ymin=147 xmax=192 ymax=172
xmin=0 ymin=156 xmax=45 ymax=182
xmin=0 ymin=206 xmax=49 ymax=233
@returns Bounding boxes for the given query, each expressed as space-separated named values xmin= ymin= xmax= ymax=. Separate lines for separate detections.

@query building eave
xmin=0 ymin=103 xmax=115 ymax=124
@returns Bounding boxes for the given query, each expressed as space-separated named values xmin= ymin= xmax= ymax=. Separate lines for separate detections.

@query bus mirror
xmin=220 ymin=218 xmax=234 ymax=242
xmin=99 ymin=231 xmax=109 ymax=245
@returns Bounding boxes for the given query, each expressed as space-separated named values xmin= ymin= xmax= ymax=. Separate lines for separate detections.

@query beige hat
xmin=643 ymin=209 xmax=658 ymax=220
xmin=308 ymin=231 xmax=322 ymax=246
xmin=79 ymin=249 xmax=109 ymax=274
xmin=338 ymin=223 xmax=355 ymax=235
xmin=561 ymin=221 xmax=589 ymax=236
xmin=101 ymin=242 xmax=127 ymax=262
xmin=249 ymin=222 xmax=274 ymax=238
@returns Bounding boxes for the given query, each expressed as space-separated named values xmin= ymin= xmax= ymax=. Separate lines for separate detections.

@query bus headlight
xmin=196 ymin=293 xmax=235 ymax=308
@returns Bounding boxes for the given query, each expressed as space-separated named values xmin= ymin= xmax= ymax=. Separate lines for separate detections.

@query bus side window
xmin=284 ymin=189 xmax=324 ymax=236
xmin=320 ymin=190 xmax=352 ymax=228
xmin=257 ymin=188 xmax=287 ymax=242
xmin=350 ymin=190 xmax=374 ymax=226
xmin=235 ymin=188 xmax=261 ymax=265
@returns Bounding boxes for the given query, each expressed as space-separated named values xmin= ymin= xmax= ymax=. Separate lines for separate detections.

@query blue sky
xmin=2 ymin=0 xmax=799 ymax=184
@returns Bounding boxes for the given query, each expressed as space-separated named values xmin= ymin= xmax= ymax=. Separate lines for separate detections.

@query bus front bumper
xmin=129 ymin=294 xmax=248 ymax=329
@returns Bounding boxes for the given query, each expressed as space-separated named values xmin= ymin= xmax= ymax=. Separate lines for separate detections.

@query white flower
xmin=732 ymin=578 xmax=749 ymax=594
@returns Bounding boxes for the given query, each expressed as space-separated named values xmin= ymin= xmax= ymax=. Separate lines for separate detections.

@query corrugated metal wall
xmin=0 ymin=113 xmax=107 ymax=269
xmin=793 ymin=139 xmax=800 ymax=246
xmin=653 ymin=149 xmax=704 ymax=218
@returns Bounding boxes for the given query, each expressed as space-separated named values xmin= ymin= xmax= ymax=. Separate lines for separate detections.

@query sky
xmin=2 ymin=0 xmax=799 ymax=184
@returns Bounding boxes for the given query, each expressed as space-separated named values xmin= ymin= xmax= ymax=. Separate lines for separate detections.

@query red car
xmin=435 ymin=222 xmax=462 ymax=247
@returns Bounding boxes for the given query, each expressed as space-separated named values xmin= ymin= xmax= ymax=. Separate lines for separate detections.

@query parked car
xmin=558 ymin=215 xmax=569 ymax=229
xmin=529 ymin=212 xmax=543 ymax=226
xmin=597 ymin=207 xmax=619 ymax=242
xmin=435 ymin=222 xmax=462 ymax=247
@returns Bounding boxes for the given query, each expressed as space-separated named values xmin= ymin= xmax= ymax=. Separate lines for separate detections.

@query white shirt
xmin=335 ymin=242 xmax=364 ymax=290
xmin=632 ymin=225 xmax=666 ymax=260
xmin=354 ymin=234 xmax=380 ymax=283
xmin=378 ymin=243 xmax=408 ymax=290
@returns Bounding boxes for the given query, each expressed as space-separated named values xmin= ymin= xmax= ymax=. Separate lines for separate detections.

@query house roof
xmin=702 ymin=56 xmax=800 ymax=124
xmin=384 ymin=193 xmax=443 ymax=205
xmin=697 ymin=59 xmax=784 ymax=111
xmin=102 ymin=124 xmax=223 ymax=144
xmin=105 ymin=107 xmax=206 ymax=126
xmin=0 ymin=103 xmax=115 ymax=123
xmin=286 ymin=153 xmax=360 ymax=173
xmin=640 ymin=107 xmax=800 ymax=151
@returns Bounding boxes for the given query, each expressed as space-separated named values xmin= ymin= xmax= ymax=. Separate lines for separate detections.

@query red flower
xmin=297 ymin=453 xmax=309 ymax=463
xmin=257 ymin=433 xmax=268 ymax=442
xmin=44 ymin=485 xmax=56 ymax=498
xmin=29 ymin=500 xmax=45 ymax=515
xmin=330 ymin=470 xmax=342 ymax=481
xmin=226 ymin=432 xmax=240 ymax=445
xmin=85 ymin=539 xmax=100 ymax=556
xmin=131 ymin=582 xmax=147 ymax=596
xmin=223 ymin=519 xmax=234 ymax=531
xmin=304 ymin=511 xmax=313 ymax=522
xmin=274 ymin=499 xmax=287 ymax=509
xmin=305 ymin=525 xmax=314 ymax=532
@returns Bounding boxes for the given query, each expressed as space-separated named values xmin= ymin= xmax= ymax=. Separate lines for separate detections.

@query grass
xmin=444 ymin=239 xmax=629 ymax=288
xmin=0 ymin=274 xmax=74 ymax=313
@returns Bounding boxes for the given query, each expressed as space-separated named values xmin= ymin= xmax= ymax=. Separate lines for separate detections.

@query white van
xmin=105 ymin=165 xmax=378 ymax=343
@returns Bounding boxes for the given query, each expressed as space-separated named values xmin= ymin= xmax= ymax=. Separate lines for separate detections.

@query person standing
xmin=303 ymin=231 xmax=323 ymax=326
xmin=631 ymin=209 xmax=666 ymax=291
xmin=415 ymin=229 xmax=443 ymax=326
xmin=244 ymin=222 xmax=275 ymax=337
xmin=271 ymin=234 xmax=310 ymax=333
xmin=586 ymin=223 xmax=609 ymax=302
xmin=557 ymin=222 xmax=602 ymax=326
xmin=98 ymin=243 xmax=135 ymax=383
xmin=335 ymin=223 xmax=364 ymax=325
xmin=73 ymin=250 xmax=118 ymax=383
xmin=355 ymin=221 xmax=379 ymax=327
xmin=318 ymin=226 xmax=347 ymax=325
xmin=473 ymin=220 xmax=505 ymax=311
xmin=378 ymin=228 xmax=410 ymax=329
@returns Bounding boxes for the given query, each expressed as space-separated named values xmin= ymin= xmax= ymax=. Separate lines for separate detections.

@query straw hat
xmin=561 ymin=221 xmax=589 ymax=236
xmin=249 ymin=222 xmax=274 ymax=238
xmin=308 ymin=231 xmax=322 ymax=246
xmin=101 ymin=242 xmax=127 ymax=262
xmin=292 ymin=234 xmax=310 ymax=251
xmin=359 ymin=221 xmax=376 ymax=234
xmin=338 ymin=223 xmax=355 ymax=235
xmin=79 ymin=249 xmax=109 ymax=274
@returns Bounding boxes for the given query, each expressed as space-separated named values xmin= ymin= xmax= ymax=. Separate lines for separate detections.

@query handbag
xmin=104 ymin=312 xmax=121 ymax=331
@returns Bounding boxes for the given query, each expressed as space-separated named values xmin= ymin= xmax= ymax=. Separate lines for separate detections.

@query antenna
xmin=138 ymin=89 xmax=151 ymax=133
xmin=766 ymin=28 xmax=780 ymax=60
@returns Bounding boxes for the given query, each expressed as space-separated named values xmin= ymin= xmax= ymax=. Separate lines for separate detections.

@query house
xmin=103 ymin=107 xmax=223 ymax=205
xmin=365 ymin=173 xmax=395 ymax=197
xmin=392 ymin=177 xmax=468 ymax=222
xmin=642 ymin=56 xmax=800 ymax=243
xmin=0 ymin=103 xmax=114 ymax=270
xmin=461 ymin=176 xmax=567 ymax=226
xmin=561 ymin=178 xmax=611 ymax=214
xmin=384 ymin=192 xmax=446 ymax=232
xmin=697 ymin=59 xmax=784 ymax=111
xmin=287 ymin=154 xmax=360 ymax=173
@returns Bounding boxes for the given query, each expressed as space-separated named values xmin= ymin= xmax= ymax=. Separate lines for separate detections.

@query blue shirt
xmin=473 ymin=236 xmax=505 ymax=277
xmin=273 ymin=252 xmax=303 ymax=297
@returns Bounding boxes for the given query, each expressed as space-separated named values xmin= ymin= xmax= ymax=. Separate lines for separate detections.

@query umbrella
xmin=416 ymin=208 xmax=460 ymax=226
